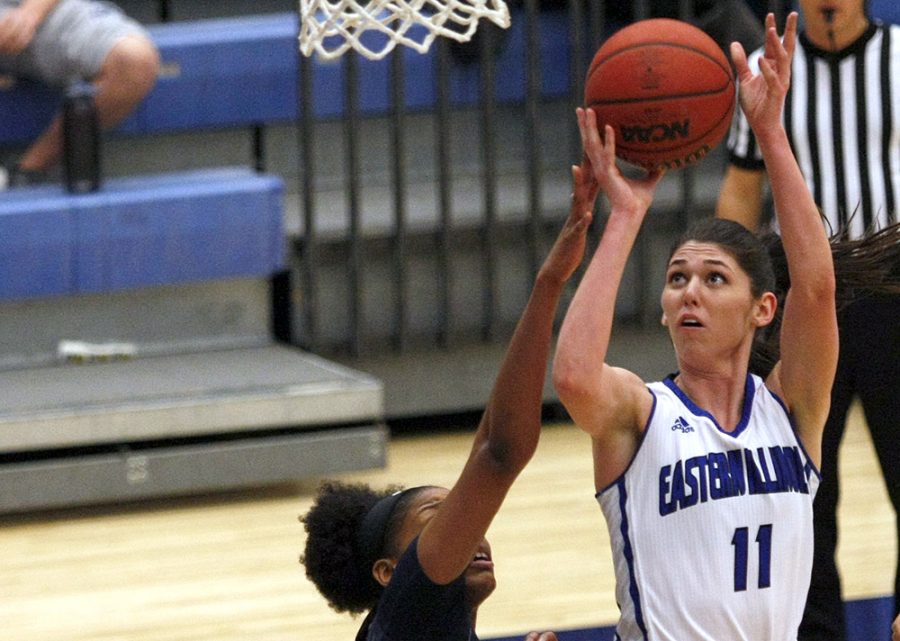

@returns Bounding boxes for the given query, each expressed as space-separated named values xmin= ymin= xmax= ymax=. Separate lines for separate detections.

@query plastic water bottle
xmin=63 ymin=81 xmax=101 ymax=193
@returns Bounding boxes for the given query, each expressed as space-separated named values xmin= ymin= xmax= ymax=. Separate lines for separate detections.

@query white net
xmin=299 ymin=0 xmax=510 ymax=61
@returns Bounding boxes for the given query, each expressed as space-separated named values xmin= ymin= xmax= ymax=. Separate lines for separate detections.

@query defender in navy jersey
xmin=301 ymin=158 xmax=598 ymax=641
xmin=717 ymin=2 xmax=900 ymax=638
xmin=555 ymin=13 xmax=838 ymax=641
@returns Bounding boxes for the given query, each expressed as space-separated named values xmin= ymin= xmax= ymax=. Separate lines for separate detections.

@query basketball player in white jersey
xmin=553 ymin=13 xmax=838 ymax=641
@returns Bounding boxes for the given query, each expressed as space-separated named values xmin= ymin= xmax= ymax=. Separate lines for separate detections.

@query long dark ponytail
xmin=749 ymin=221 xmax=900 ymax=377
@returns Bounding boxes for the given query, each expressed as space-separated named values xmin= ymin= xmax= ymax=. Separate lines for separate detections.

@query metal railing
xmin=292 ymin=0 xmax=789 ymax=356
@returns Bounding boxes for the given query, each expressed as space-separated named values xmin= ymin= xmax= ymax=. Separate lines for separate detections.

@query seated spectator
xmin=0 ymin=0 xmax=159 ymax=187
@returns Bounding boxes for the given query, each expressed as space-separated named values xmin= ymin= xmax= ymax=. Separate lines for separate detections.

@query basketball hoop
xmin=299 ymin=0 xmax=510 ymax=61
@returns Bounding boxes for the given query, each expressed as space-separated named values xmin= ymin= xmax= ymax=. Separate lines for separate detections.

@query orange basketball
xmin=584 ymin=18 xmax=736 ymax=172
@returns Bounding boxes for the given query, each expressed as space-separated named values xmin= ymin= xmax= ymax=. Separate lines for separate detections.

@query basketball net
xmin=299 ymin=0 xmax=510 ymax=60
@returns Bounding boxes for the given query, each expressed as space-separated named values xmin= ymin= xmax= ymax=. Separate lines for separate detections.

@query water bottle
xmin=63 ymin=81 xmax=101 ymax=193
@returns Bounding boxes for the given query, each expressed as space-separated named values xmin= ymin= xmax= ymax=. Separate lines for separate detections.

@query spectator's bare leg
xmin=18 ymin=33 xmax=159 ymax=173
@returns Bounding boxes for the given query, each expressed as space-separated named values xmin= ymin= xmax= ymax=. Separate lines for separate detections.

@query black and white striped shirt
xmin=726 ymin=21 xmax=900 ymax=238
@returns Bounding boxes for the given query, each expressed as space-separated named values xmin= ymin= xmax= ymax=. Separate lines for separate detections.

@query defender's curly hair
xmin=749 ymin=221 xmax=900 ymax=378
xmin=300 ymin=480 xmax=400 ymax=614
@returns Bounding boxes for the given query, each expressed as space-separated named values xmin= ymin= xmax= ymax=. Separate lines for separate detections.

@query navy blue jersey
xmin=363 ymin=537 xmax=477 ymax=641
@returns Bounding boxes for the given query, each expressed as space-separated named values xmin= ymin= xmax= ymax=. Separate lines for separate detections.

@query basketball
xmin=584 ymin=18 xmax=736 ymax=172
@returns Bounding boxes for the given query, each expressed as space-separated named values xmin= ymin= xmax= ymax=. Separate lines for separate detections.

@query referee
xmin=716 ymin=3 xmax=899 ymax=641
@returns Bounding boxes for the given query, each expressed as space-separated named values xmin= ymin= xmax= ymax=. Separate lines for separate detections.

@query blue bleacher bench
xmin=0 ymin=9 xmax=573 ymax=146
xmin=0 ymin=167 xmax=284 ymax=301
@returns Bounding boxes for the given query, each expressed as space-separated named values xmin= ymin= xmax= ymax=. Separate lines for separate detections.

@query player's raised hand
xmin=537 ymin=163 xmax=593 ymax=286
xmin=576 ymin=107 xmax=662 ymax=220
xmin=524 ymin=632 xmax=558 ymax=641
xmin=732 ymin=12 xmax=797 ymax=133
xmin=572 ymin=153 xmax=600 ymax=219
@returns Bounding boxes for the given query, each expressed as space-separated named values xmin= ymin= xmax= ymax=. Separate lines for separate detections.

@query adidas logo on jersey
xmin=671 ymin=416 xmax=694 ymax=433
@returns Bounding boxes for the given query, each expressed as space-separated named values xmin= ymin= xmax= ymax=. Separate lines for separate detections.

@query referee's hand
xmin=524 ymin=633 xmax=557 ymax=641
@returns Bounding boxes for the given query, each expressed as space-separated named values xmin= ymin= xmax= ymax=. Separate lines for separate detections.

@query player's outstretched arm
xmin=553 ymin=108 xmax=662 ymax=490
xmin=416 ymin=165 xmax=594 ymax=584
xmin=734 ymin=12 xmax=837 ymax=465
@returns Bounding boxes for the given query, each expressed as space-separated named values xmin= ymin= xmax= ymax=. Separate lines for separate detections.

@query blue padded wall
xmin=119 ymin=13 xmax=299 ymax=134
xmin=74 ymin=168 xmax=284 ymax=293
xmin=0 ymin=168 xmax=283 ymax=301
xmin=0 ymin=188 xmax=75 ymax=299
xmin=0 ymin=78 xmax=61 ymax=146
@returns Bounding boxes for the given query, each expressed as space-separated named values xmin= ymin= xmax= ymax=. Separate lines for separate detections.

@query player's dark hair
xmin=670 ymin=217 xmax=776 ymax=298
xmin=299 ymin=481 xmax=434 ymax=615
xmin=300 ymin=481 xmax=397 ymax=614
xmin=750 ymin=220 xmax=900 ymax=377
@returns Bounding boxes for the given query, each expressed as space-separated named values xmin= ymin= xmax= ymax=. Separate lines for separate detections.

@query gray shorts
xmin=0 ymin=0 xmax=151 ymax=87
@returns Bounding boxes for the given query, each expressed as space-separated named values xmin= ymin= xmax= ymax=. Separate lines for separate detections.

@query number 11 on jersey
xmin=732 ymin=524 xmax=773 ymax=591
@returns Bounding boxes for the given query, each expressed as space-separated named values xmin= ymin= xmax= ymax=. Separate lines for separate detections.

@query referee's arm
xmin=716 ymin=164 xmax=767 ymax=232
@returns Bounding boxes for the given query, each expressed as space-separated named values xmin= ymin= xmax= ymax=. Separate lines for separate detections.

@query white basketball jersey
xmin=597 ymin=374 xmax=821 ymax=641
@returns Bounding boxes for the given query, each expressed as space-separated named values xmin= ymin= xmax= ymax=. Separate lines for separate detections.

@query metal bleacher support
xmin=0 ymin=166 xmax=386 ymax=512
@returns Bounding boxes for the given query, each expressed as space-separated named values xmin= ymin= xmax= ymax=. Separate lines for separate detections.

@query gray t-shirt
xmin=0 ymin=0 xmax=150 ymax=86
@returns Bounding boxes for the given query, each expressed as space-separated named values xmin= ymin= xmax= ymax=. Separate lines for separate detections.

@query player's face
xmin=391 ymin=487 xmax=497 ymax=606
xmin=661 ymin=242 xmax=765 ymax=366
xmin=391 ymin=486 xmax=450 ymax=554
xmin=799 ymin=0 xmax=868 ymax=46
xmin=463 ymin=538 xmax=496 ymax=608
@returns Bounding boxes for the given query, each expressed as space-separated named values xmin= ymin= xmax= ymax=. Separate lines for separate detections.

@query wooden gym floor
xmin=1 ymin=401 xmax=894 ymax=641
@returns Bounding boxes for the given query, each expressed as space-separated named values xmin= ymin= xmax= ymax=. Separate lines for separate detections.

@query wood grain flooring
xmin=1 ymin=402 xmax=894 ymax=641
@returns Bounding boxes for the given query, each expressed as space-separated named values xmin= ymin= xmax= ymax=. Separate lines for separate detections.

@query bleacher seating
xmin=0 ymin=9 xmax=574 ymax=146
xmin=0 ymin=13 xmax=300 ymax=303
xmin=0 ymin=9 xmax=390 ymax=512
xmin=0 ymin=5 xmax=581 ymax=308
xmin=0 ymin=13 xmax=299 ymax=145
xmin=9 ymin=0 xmax=894 ymax=149
xmin=0 ymin=167 xmax=284 ymax=301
